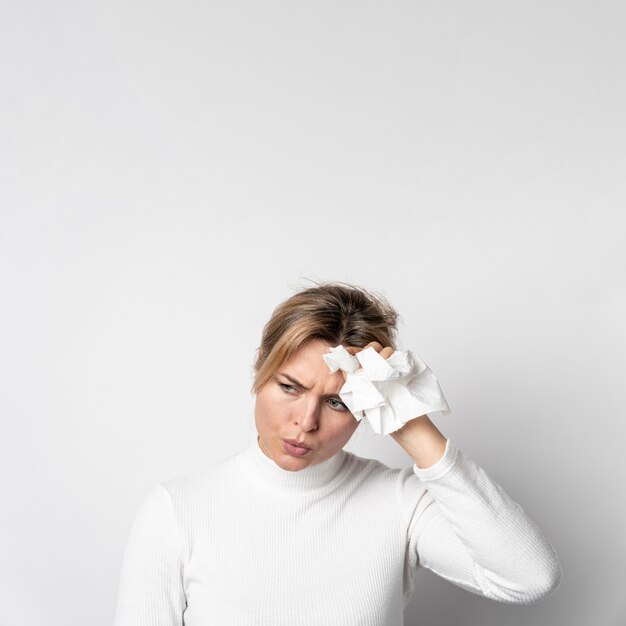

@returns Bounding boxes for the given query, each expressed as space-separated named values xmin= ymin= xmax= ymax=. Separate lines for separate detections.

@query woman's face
xmin=254 ymin=338 xmax=360 ymax=471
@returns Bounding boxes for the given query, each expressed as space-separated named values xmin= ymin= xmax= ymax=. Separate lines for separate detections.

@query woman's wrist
xmin=390 ymin=414 xmax=448 ymax=469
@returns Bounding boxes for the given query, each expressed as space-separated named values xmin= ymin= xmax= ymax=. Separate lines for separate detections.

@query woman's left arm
xmin=393 ymin=415 xmax=562 ymax=604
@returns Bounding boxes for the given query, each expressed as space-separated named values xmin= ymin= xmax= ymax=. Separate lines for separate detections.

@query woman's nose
xmin=296 ymin=399 xmax=320 ymax=432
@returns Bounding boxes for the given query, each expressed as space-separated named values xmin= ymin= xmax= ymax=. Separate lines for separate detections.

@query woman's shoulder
xmin=343 ymin=449 xmax=427 ymax=507
xmin=343 ymin=449 xmax=394 ymax=472
xmin=342 ymin=449 xmax=417 ymax=490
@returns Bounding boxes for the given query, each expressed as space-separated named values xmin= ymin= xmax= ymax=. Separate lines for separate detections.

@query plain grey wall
xmin=1 ymin=1 xmax=624 ymax=625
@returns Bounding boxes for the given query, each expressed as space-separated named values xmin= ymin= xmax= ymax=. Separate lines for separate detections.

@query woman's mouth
xmin=282 ymin=439 xmax=312 ymax=457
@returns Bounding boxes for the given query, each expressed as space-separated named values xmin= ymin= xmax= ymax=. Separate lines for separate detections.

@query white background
xmin=1 ymin=1 xmax=624 ymax=625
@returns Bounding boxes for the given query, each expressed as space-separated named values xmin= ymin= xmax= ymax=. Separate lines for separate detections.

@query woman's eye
xmin=328 ymin=398 xmax=348 ymax=411
xmin=279 ymin=383 xmax=297 ymax=394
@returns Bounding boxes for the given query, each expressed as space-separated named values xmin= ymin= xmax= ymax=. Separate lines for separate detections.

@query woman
xmin=113 ymin=282 xmax=561 ymax=625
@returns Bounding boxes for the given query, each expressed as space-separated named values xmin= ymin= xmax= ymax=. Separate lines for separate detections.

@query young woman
xmin=113 ymin=282 xmax=561 ymax=625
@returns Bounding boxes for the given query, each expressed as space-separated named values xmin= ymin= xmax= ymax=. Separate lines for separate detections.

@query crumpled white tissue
xmin=322 ymin=345 xmax=451 ymax=435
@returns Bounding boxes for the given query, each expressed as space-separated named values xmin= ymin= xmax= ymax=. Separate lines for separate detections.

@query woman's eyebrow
xmin=278 ymin=373 xmax=311 ymax=390
xmin=277 ymin=373 xmax=342 ymax=399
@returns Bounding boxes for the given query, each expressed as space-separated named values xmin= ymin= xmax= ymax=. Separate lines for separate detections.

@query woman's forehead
xmin=279 ymin=340 xmax=343 ymax=388
xmin=283 ymin=339 xmax=333 ymax=368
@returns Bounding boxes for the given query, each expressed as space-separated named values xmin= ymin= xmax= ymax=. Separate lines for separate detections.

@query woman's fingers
xmin=344 ymin=343 xmax=395 ymax=360
xmin=380 ymin=346 xmax=394 ymax=359
xmin=362 ymin=341 xmax=383 ymax=352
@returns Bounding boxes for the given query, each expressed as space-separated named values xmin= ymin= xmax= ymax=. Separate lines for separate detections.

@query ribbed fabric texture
xmin=113 ymin=436 xmax=561 ymax=625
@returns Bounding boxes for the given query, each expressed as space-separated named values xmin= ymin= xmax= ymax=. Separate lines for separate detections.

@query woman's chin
xmin=275 ymin=452 xmax=313 ymax=471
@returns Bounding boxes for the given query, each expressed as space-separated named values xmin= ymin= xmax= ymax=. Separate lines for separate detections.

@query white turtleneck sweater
xmin=112 ymin=436 xmax=561 ymax=625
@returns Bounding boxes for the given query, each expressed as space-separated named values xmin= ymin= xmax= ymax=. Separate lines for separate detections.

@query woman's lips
xmin=282 ymin=439 xmax=312 ymax=456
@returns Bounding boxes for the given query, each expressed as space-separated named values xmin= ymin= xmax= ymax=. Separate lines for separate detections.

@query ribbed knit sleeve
xmin=407 ymin=439 xmax=562 ymax=604
xmin=113 ymin=484 xmax=187 ymax=626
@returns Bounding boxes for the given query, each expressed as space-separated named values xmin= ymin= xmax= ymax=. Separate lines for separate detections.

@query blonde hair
xmin=251 ymin=281 xmax=400 ymax=394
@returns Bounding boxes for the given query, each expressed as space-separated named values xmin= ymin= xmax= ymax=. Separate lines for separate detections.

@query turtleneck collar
xmin=234 ymin=433 xmax=349 ymax=496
